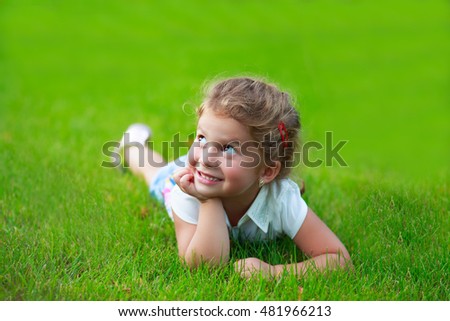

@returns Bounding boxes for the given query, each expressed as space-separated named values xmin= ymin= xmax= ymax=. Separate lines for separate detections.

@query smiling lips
xmin=196 ymin=170 xmax=223 ymax=184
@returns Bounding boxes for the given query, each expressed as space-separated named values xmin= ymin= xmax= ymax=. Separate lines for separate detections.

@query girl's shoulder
xmin=257 ymin=178 xmax=308 ymax=239
xmin=265 ymin=178 xmax=307 ymax=213
xmin=267 ymin=178 xmax=302 ymax=196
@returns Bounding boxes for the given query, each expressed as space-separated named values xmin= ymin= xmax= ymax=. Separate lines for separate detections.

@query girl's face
xmin=188 ymin=109 xmax=264 ymax=202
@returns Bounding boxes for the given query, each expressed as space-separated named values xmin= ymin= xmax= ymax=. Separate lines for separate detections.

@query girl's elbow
xmin=181 ymin=251 xmax=229 ymax=269
xmin=337 ymin=247 xmax=352 ymax=268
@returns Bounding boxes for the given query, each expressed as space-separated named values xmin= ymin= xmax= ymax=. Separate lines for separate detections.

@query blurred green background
xmin=1 ymin=0 xmax=448 ymax=182
xmin=0 ymin=0 xmax=448 ymax=300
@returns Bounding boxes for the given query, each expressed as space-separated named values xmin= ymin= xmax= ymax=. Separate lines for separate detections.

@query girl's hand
xmin=234 ymin=258 xmax=279 ymax=280
xmin=173 ymin=168 xmax=209 ymax=202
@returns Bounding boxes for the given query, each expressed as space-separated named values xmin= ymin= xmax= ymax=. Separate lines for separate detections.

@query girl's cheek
xmin=222 ymin=161 xmax=244 ymax=178
xmin=241 ymin=150 xmax=262 ymax=169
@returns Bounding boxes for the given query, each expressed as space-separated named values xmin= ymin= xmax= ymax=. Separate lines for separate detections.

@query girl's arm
xmin=236 ymin=208 xmax=352 ymax=278
xmin=172 ymin=199 xmax=230 ymax=268
xmin=274 ymin=207 xmax=351 ymax=276
xmin=172 ymin=169 xmax=230 ymax=268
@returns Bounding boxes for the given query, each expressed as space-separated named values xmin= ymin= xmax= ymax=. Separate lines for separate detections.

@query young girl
xmin=119 ymin=77 xmax=351 ymax=279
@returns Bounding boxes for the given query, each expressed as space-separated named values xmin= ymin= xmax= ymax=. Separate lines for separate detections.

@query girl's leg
xmin=124 ymin=145 xmax=166 ymax=186
xmin=119 ymin=123 xmax=167 ymax=187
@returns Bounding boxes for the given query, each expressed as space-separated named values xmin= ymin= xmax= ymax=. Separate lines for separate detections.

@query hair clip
xmin=278 ymin=121 xmax=289 ymax=148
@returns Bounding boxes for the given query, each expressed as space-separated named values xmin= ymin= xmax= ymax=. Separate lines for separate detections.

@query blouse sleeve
xmin=170 ymin=185 xmax=200 ymax=225
xmin=281 ymin=182 xmax=308 ymax=239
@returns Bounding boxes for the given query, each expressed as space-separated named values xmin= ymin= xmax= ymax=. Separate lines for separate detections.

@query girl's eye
xmin=224 ymin=145 xmax=236 ymax=155
xmin=197 ymin=136 xmax=206 ymax=144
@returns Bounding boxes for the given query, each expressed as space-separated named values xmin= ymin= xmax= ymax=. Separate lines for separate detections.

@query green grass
xmin=0 ymin=0 xmax=448 ymax=300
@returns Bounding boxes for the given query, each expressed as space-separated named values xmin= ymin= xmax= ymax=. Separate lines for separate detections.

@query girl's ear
xmin=260 ymin=161 xmax=281 ymax=185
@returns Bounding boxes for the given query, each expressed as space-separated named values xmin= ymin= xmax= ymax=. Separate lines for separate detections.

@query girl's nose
xmin=189 ymin=141 xmax=221 ymax=168
xmin=202 ymin=142 xmax=221 ymax=167
xmin=187 ymin=141 xmax=201 ymax=168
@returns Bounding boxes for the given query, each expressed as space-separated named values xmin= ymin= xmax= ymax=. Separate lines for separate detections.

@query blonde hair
xmin=197 ymin=77 xmax=300 ymax=179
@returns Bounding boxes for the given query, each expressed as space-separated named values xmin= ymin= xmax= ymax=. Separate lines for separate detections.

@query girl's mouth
xmin=196 ymin=170 xmax=223 ymax=185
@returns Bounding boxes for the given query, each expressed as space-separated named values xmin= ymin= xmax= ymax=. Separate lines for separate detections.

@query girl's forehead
xmin=197 ymin=110 xmax=252 ymax=141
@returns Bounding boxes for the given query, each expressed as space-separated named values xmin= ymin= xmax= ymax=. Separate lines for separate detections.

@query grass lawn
xmin=0 ymin=0 xmax=448 ymax=300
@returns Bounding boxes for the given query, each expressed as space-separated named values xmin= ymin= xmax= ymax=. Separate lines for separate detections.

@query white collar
xmin=225 ymin=184 xmax=270 ymax=233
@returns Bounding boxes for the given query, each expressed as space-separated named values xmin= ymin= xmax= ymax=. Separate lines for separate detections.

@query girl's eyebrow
xmin=225 ymin=140 xmax=241 ymax=147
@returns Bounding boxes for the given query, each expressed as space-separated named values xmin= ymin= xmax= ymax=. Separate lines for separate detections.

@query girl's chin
xmin=195 ymin=183 xmax=218 ymax=192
